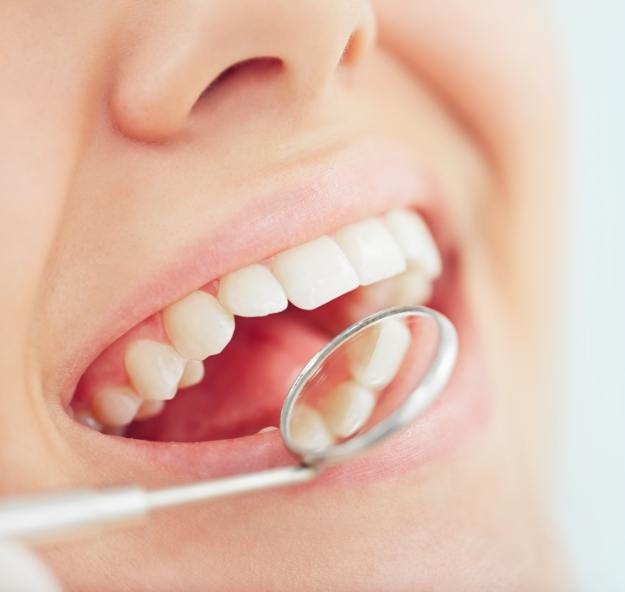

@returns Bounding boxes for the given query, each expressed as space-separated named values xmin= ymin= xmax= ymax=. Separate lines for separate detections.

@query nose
xmin=111 ymin=0 xmax=376 ymax=142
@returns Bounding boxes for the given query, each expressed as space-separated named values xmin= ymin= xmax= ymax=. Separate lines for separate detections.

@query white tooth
xmin=272 ymin=236 xmax=359 ymax=310
xmin=394 ymin=268 xmax=433 ymax=305
xmin=349 ymin=318 xmax=411 ymax=389
xmin=179 ymin=360 xmax=205 ymax=388
xmin=135 ymin=399 xmax=165 ymax=420
xmin=289 ymin=404 xmax=335 ymax=451
xmin=74 ymin=410 xmax=103 ymax=432
xmin=257 ymin=426 xmax=278 ymax=434
xmin=218 ymin=264 xmax=287 ymax=317
xmin=320 ymin=381 xmax=376 ymax=438
xmin=334 ymin=218 xmax=406 ymax=286
xmin=163 ymin=291 xmax=235 ymax=360
xmin=384 ymin=208 xmax=442 ymax=278
xmin=91 ymin=386 xmax=142 ymax=427
xmin=125 ymin=339 xmax=186 ymax=400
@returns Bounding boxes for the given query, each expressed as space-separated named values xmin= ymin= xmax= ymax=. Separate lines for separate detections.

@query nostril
xmin=197 ymin=57 xmax=284 ymax=105
xmin=339 ymin=32 xmax=362 ymax=67
xmin=340 ymin=4 xmax=377 ymax=67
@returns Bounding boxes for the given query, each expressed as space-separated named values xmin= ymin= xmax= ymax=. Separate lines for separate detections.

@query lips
xmin=59 ymin=138 xmax=487 ymax=483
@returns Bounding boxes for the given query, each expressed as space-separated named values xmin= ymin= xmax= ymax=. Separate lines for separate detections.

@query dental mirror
xmin=281 ymin=305 xmax=457 ymax=467
xmin=0 ymin=306 xmax=457 ymax=545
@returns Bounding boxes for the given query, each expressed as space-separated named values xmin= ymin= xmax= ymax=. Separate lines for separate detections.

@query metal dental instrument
xmin=0 ymin=306 xmax=457 ymax=545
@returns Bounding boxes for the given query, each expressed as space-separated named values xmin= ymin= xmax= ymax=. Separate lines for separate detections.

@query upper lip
xmin=60 ymin=136 xmax=442 ymax=405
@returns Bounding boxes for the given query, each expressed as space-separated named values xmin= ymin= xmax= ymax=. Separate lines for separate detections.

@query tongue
xmin=128 ymin=312 xmax=329 ymax=442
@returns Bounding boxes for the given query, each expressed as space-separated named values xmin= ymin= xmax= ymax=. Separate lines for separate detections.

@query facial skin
xmin=0 ymin=1 xmax=567 ymax=590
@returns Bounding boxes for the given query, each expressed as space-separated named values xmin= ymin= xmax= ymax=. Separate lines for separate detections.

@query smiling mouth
xmin=71 ymin=206 xmax=442 ymax=446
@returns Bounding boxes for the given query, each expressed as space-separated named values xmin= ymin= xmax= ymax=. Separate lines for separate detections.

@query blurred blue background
xmin=554 ymin=2 xmax=625 ymax=590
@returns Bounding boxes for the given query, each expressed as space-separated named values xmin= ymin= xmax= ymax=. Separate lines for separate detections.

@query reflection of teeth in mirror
xmin=320 ymin=381 xmax=376 ymax=438
xmin=289 ymin=404 xmax=335 ymax=451
xmin=349 ymin=318 xmax=411 ymax=389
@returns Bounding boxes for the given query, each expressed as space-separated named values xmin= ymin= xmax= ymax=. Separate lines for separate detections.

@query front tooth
xmin=91 ymin=386 xmax=142 ymax=427
xmin=272 ymin=236 xmax=359 ymax=310
xmin=348 ymin=318 xmax=411 ymax=389
xmin=135 ymin=399 xmax=165 ymax=420
xmin=289 ymin=404 xmax=335 ymax=451
xmin=334 ymin=218 xmax=406 ymax=286
xmin=218 ymin=264 xmax=287 ymax=317
xmin=320 ymin=381 xmax=376 ymax=438
xmin=163 ymin=291 xmax=235 ymax=360
xmin=384 ymin=209 xmax=442 ymax=278
xmin=125 ymin=339 xmax=186 ymax=400
xmin=179 ymin=360 xmax=205 ymax=388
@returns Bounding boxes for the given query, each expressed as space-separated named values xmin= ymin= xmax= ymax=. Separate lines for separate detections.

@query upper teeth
xmin=82 ymin=208 xmax=441 ymax=430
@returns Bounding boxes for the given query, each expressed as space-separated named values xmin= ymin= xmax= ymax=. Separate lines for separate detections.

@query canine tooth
xmin=75 ymin=410 xmax=103 ymax=432
xmin=334 ymin=218 xmax=406 ymax=286
xmin=91 ymin=386 xmax=142 ymax=427
xmin=135 ymin=400 xmax=165 ymax=420
xmin=163 ymin=291 xmax=235 ymax=360
xmin=320 ymin=381 xmax=376 ymax=438
xmin=289 ymin=404 xmax=335 ymax=451
xmin=384 ymin=209 xmax=442 ymax=278
xmin=349 ymin=318 xmax=411 ymax=389
xmin=218 ymin=264 xmax=287 ymax=317
xmin=272 ymin=236 xmax=359 ymax=310
xmin=179 ymin=360 xmax=205 ymax=388
xmin=125 ymin=339 xmax=186 ymax=400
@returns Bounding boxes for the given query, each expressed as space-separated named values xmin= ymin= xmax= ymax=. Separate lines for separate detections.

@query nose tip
xmin=110 ymin=1 xmax=377 ymax=143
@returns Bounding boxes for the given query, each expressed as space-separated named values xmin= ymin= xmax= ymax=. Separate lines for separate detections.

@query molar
xmin=334 ymin=218 xmax=406 ymax=286
xmin=218 ymin=264 xmax=287 ymax=317
xmin=272 ymin=236 xmax=359 ymax=310
xmin=163 ymin=291 xmax=235 ymax=360
xmin=124 ymin=339 xmax=186 ymax=400
xmin=348 ymin=318 xmax=411 ymax=389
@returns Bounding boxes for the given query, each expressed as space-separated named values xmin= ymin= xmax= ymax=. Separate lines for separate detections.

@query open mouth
xmin=57 ymin=139 xmax=484 ymax=483
xmin=71 ymin=207 xmax=442 ymax=446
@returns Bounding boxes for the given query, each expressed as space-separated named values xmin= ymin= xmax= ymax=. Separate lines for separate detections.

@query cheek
xmin=376 ymin=0 xmax=565 ymax=316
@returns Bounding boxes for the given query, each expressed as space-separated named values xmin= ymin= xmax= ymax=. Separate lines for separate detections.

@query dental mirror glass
xmin=280 ymin=306 xmax=457 ymax=468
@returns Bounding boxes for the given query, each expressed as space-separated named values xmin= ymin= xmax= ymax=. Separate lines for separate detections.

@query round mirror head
xmin=280 ymin=306 xmax=457 ymax=467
